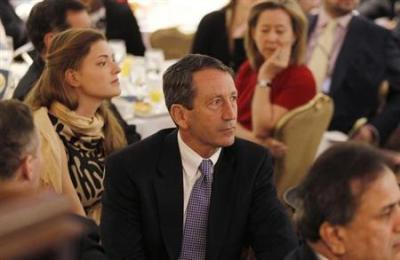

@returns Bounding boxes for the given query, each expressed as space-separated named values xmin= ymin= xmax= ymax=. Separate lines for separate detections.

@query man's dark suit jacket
xmin=309 ymin=14 xmax=400 ymax=143
xmin=284 ymin=242 xmax=318 ymax=260
xmin=12 ymin=52 xmax=44 ymax=101
xmin=100 ymin=128 xmax=297 ymax=260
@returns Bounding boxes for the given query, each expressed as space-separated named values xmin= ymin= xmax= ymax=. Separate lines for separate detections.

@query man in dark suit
xmin=284 ymin=143 xmax=400 ymax=260
xmin=307 ymin=0 xmax=400 ymax=145
xmin=100 ymin=54 xmax=297 ymax=260
xmin=12 ymin=0 xmax=90 ymax=101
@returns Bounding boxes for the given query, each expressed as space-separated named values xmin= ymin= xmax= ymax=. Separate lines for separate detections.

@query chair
xmin=273 ymin=93 xmax=334 ymax=199
xmin=150 ymin=27 xmax=193 ymax=60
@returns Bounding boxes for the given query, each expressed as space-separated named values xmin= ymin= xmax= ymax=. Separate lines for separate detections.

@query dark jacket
xmin=101 ymin=128 xmax=297 ymax=260
xmin=103 ymin=0 xmax=145 ymax=56
xmin=284 ymin=242 xmax=319 ymax=260
xmin=309 ymin=14 xmax=400 ymax=144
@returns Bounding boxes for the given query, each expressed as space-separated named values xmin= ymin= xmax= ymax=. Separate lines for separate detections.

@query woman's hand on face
xmin=258 ymin=45 xmax=291 ymax=81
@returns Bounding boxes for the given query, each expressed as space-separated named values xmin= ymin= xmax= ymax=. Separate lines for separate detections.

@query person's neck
xmin=180 ymin=131 xmax=218 ymax=159
xmin=0 ymin=181 xmax=36 ymax=199
xmin=323 ymin=6 xmax=352 ymax=19
xmin=75 ymin=99 xmax=102 ymax=117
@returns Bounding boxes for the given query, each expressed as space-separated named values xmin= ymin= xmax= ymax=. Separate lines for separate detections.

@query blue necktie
xmin=179 ymin=159 xmax=213 ymax=260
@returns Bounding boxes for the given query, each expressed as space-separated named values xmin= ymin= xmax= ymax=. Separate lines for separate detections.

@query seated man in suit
xmin=100 ymin=54 xmax=297 ymax=260
xmin=12 ymin=0 xmax=90 ymax=101
xmin=0 ymin=99 xmax=107 ymax=260
xmin=285 ymin=142 xmax=400 ymax=260
xmin=307 ymin=0 xmax=400 ymax=145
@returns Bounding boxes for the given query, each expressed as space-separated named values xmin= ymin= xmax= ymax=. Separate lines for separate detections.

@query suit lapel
xmin=154 ymin=130 xmax=183 ymax=260
xmin=207 ymin=146 xmax=237 ymax=259
xmin=330 ymin=16 xmax=364 ymax=94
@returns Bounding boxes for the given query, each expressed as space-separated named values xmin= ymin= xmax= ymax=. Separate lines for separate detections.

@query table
xmin=112 ymin=96 xmax=175 ymax=139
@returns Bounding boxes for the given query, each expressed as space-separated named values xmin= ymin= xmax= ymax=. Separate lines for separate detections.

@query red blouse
xmin=236 ymin=60 xmax=316 ymax=130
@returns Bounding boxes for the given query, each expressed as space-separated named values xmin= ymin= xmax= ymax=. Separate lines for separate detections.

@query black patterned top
xmin=49 ymin=113 xmax=105 ymax=213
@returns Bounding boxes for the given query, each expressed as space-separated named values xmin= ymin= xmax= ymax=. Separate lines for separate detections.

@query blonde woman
xmin=236 ymin=0 xmax=316 ymax=157
xmin=26 ymin=28 xmax=126 ymax=222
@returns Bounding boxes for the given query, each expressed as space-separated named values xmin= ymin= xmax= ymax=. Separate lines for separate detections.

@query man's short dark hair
xmin=298 ymin=142 xmax=394 ymax=242
xmin=163 ymin=54 xmax=234 ymax=111
xmin=0 ymin=100 xmax=36 ymax=180
xmin=26 ymin=0 xmax=87 ymax=53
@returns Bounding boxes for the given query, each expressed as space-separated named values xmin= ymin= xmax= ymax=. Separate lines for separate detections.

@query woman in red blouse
xmin=236 ymin=0 xmax=316 ymax=157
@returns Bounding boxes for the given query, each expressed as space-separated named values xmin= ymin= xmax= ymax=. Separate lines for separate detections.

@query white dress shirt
xmin=177 ymin=131 xmax=221 ymax=223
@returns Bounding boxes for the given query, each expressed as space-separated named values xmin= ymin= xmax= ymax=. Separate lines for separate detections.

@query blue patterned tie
xmin=179 ymin=159 xmax=213 ymax=260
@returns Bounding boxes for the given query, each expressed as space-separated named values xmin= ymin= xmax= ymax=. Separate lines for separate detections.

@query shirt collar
xmin=315 ymin=252 xmax=330 ymax=260
xmin=177 ymin=130 xmax=221 ymax=174
xmin=318 ymin=8 xmax=355 ymax=29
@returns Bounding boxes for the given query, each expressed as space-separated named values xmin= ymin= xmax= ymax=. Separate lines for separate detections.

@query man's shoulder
xmin=200 ymin=9 xmax=225 ymax=26
xmin=350 ymin=14 xmax=390 ymax=36
xmin=108 ymin=128 xmax=176 ymax=162
xmin=13 ymin=59 xmax=43 ymax=100
xmin=229 ymin=137 xmax=271 ymax=159
xmin=284 ymin=242 xmax=319 ymax=260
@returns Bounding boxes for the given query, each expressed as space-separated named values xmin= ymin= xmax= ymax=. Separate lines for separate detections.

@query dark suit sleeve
xmin=249 ymin=153 xmax=298 ymax=259
xmin=370 ymin=32 xmax=400 ymax=144
xmin=100 ymin=153 xmax=145 ymax=259
xmin=74 ymin=215 xmax=108 ymax=260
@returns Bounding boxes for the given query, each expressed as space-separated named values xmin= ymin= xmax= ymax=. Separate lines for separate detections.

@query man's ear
xmin=18 ymin=155 xmax=35 ymax=182
xmin=170 ymin=104 xmax=189 ymax=130
xmin=65 ymin=69 xmax=81 ymax=88
xmin=43 ymin=32 xmax=55 ymax=52
xmin=319 ymin=222 xmax=346 ymax=255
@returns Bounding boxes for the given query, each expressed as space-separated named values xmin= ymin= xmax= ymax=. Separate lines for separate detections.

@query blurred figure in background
xmin=0 ymin=99 xmax=107 ymax=260
xmin=236 ymin=0 xmax=316 ymax=157
xmin=13 ymin=0 xmax=90 ymax=101
xmin=191 ymin=0 xmax=256 ymax=72
xmin=358 ymin=0 xmax=394 ymax=20
xmin=81 ymin=0 xmax=145 ymax=56
xmin=0 ymin=100 xmax=42 ymax=192
xmin=26 ymin=28 xmax=127 ymax=223
xmin=307 ymin=0 xmax=400 ymax=145
xmin=297 ymin=0 xmax=321 ymax=15
xmin=0 ymin=0 xmax=28 ymax=49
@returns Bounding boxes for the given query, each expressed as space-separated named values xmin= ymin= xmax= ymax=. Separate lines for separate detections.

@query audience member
xmin=0 ymin=17 xmax=6 ymax=47
xmin=25 ymin=28 xmax=127 ymax=223
xmin=236 ymin=0 xmax=316 ymax=157
xmin=297 ymin=0 xmax=321 ymax=14
xmin=358 ymin=0 xmax=394 ymax=20
xmin=191 ymin=0 xmax=256 ymax=72
xmin=0 ymin=99 xmax=107 ymax=260
xmin=0 ymin=0 xmax=28 ymax=49
xmin=307 ymin=0 xmax=400 ymax=145
xmin=81 ymin=0 xmax=145 ymax=56
xmin=12 ymin=0 xmax=90 ymax=101
xmin=285 ymin=142 xmax=400 ymax=260
xmin=101 ymin=54 xmax=297 ymax=259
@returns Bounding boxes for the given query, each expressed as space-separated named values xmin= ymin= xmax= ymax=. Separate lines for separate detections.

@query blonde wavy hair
xmin=26 ymin=28 xmax=126 ymax=155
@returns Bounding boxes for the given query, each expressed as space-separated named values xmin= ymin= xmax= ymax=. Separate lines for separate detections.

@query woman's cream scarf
xmin=50 ymin=102 xmax=104 ymax=139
